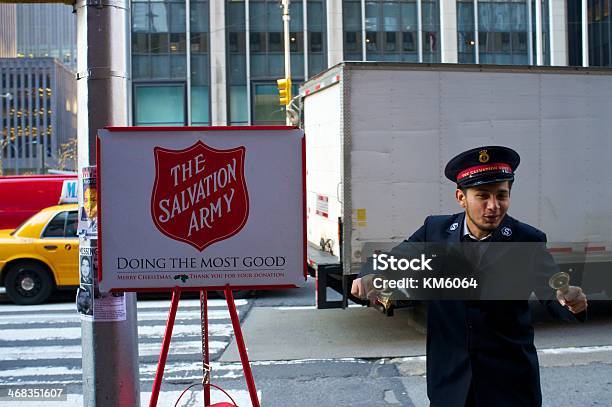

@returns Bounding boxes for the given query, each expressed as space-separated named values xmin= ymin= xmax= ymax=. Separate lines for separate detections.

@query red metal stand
xmin=149 ymin=289 xmax=181 ymax=407
xmin=224 ymin=286 xmax=260 ymax=407
xmin=148 ymin=288 xmax=260 ymax=407
xmin=201 ymin=290 xmax=211 ymax=406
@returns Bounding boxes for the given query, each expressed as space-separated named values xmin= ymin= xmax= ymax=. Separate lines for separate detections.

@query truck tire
xmin=5 ymin=262 xmax=54 ymax=305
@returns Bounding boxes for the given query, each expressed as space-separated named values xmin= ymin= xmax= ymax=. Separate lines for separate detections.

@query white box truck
xmin=300 ymin=62 xmax=612 ymax=310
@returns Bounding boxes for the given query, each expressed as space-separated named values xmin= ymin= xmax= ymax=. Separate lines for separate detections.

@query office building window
xmin=458 ymin=0 xmax=552 ymax=66
xmin=190 ymin=0 xmax=210 ymax=125
xmin=134 ymin=83 xmax=186 ymax=126
xmin=345 ymin=0 xmax=429 ymax=62
xmin=588 ymin=0 xmax=611 ymax=66
xmin=227 ymin=0 xmax=248 ymax=124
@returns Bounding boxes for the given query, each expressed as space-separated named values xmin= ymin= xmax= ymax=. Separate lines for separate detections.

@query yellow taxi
xmin=0 ymin=204 xmax=79 ymax=304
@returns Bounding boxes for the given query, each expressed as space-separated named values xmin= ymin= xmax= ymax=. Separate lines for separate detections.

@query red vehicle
xmin=0 ymin=175 xmax=77 ymax=230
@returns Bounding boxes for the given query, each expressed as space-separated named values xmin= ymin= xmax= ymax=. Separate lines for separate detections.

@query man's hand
xmin=556 ymin=286 xmax=588 ymax=314
xmin=351 ymin=278 xmax=367 ymax=299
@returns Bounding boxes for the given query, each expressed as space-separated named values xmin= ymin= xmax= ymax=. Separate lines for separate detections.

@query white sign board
xmin=98 ymin=127 xmax=305 ymax=292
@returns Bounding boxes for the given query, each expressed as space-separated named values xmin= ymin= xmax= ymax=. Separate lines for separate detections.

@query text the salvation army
xmin=156 ymin=153 xmax=238 ymax=236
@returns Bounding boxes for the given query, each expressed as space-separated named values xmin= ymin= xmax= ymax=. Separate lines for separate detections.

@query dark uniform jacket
xmin=361 ymin=212 xmax=584 ymax=407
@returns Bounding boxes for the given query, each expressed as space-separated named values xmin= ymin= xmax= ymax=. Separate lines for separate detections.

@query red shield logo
xmin=151 ymin=141 xmax=249 ymax=251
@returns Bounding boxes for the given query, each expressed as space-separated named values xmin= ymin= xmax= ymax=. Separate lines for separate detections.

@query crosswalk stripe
xmin=0 ymin=390 xmax=261 ymax=407
xmin=0 ymin=361 xmax=246 ymax=382
xmin=0 ymin=323 xmax=233 ymax=342
xmin=0 ymin=340 xmax=229 ymax=361
xmin=0 ymin=309 xmax=236 ymax=325
xmin=0 ymin=298 xmax=247 ymax=313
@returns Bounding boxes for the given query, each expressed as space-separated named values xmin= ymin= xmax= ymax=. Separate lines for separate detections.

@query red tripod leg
xmin=224 ymin=286 xmax=260 ymax=407
xmin=200 ymin=290 xmax=211 ymax=406
xmin=149 ymin=288 xmax=181 ymax=407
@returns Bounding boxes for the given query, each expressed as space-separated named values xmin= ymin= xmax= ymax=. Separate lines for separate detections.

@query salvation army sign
xmin=151 ymin=142 xmax=249 ymax=251
xmin=97 ymin=127 xmax=305 ymax=292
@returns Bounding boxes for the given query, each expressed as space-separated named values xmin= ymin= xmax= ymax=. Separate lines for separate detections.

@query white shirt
xmin=462 ymin=217 xmax=492 ymax=241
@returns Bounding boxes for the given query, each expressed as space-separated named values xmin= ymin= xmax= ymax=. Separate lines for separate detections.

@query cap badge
xmin=478 ymin=150 xmax=490 ymax=163
xmin=501 ymin=227 xmax=512 ymax=237
xmin=449 ymin=222 xmax=459 ymax=231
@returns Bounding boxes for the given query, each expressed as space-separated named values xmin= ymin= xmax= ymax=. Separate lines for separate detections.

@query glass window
xmin=132 ymin=33 xmax=148 ymax=54
xmin=43 ymin=212 xmax=67 ymax=238
xmin=402 ymin=32 xmax=415 ymax=52
xmin=290 ymin=54 xmax=304 ymax=78
xmin=191 ymin=54 xmax=209 ymax=85
xmin=191 ymin=86 xmax=210 ymax=125
xmin=345 ymin=32 xmax=361 ymax=52
xmin=309 ymin=53 xmax=326 ymax=77
xmin=134 ymin=84 xmax=185 ymax=125
xmin=289 ymin=2 xmax=303 ymax=31
xmin=150 ymin=33 xmax=169 ymax=54
xmin=132 ymin=3 xmax=150 ymax=32
xmin=343 ymin=1 xmax=361 ymax=31
xmin=150 ymin=4 xmax=169 ymax=33
xmin=365 ymin=2 xmax=380 ymax=31
xmin=401 ymin=2 xmax=417 ymax=31
xmin=266 ymin=2 xmax=283 ymax=31
xmin=132 ymin=55 xmax=151 ymax=79
xmin=253 ymin=83 xmax=285 ymax=125
xmin=310 ymin=32 xmax=323 ymax=53
xmin=191 ymin=2 xmax=210 ymax=32
xmin=457 ymin=2 xmax=474 ymax=31
xmin=229 ymin=54 xmax=246 ymax=84
xmin=250 ymin=32 xmax=264 ymax=52
xmin=475 ymin=0 xmax=531 ymax=66
xmin=229 ymin=85 xmax=248 ymax=124
xmin=268 ymin=54 xmax=284 ymax=76
xmin=227 ymin=2 xmax=244 ymax=31
xmin=385 ymin=32 xmax=397 ymax=52
xmin=308 ymin=2 xmax=325 ymax=31
xmin=249 ymin=2 xmax=266 ymax=32
xmin=169 ymin=33 xmax=186 ymax=53
xmin=169 ymin=3 xmax=186 ymax=32
xmin=383 ymin=2 xmax=400 ymax=32
xmin=269 ymin=32 xmax=282 ymax=52
xmin=65 ymin=211 xmax=78 ymax=237
xmin=151 ymin=55 xmax=170 ymax=79
xmin=191 ymin=33 xmax=208 ymax=53
xmin=290 ymin=32 xmax=303 ymax=52
xmin=366 ymin=31 xmax=378 ymax=51
xmin=171 ymin=55 xmax=186 ymax=78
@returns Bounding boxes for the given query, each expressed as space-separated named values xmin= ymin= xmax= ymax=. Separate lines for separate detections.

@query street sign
xmin=97 ymin=126 xmax=306 ymax=292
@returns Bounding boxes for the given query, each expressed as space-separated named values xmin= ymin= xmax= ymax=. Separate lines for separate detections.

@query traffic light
xmin=277 ymin=77 xmax=292 ymax=106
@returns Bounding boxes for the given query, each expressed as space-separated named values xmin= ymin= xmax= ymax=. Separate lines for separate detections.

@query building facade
xmin=130 ymin=0 xmax=611 ymax=127
xmin=0 ymin=4 xmax=77 ymax=70
xmin=0 ymin=58 xmax=77 ymax=175
xmin=0 ymin=5 xmax=16 ymax=59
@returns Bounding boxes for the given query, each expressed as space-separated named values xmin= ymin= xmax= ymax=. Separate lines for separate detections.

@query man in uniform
xmin=351 ymin=146 xmax=588 ymax=407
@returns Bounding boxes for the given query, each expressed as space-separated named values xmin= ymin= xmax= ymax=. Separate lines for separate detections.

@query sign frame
xmin=96 ymin=126 xmax=307 ymax=292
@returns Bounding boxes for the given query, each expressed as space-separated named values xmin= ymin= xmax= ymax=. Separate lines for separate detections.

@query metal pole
xmin=582 ymin=0 xmax=589 ymax=67
xmin=186 ymin=0 xmax=192 ymax=125
xmin=473 ymin=0 xmax=479 ymax=64
xmin=417 ymin=0 xmax=423 ymax=63
xmin=360 ymin=0 xmax=366 ymax=61
xmin=535 ymin=0 xmax=543 ymax=65
xmin=282 ymin=0 xmax=291 ymax=125
xmin=75 ymin=0 xmax=140 ymax=405
xmin=527 ymin=0 xmax=534 ymax=65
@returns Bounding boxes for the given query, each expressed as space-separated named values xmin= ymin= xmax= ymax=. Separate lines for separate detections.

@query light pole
xmin=282 ymin=0 xmax=291 ymax=125
xmin=1 ymin=93 xmax=12 ymax=101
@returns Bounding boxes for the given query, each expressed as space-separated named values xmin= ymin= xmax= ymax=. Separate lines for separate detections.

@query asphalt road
xmin=0 ymin=279 xmax=611 ymax=406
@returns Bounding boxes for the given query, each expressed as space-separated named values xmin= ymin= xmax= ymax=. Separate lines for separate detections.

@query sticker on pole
xmin=97 ymin=127 xmax=305 ymax=292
